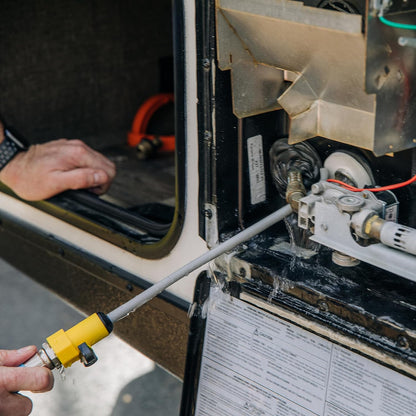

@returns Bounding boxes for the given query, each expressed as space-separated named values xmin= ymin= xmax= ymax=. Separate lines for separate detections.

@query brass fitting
xmin=286 ymin=170 xmax=306 ymax=212
xmin=137 ymin=137 xmax=163 ymax=160
xmin=364 ymin=215 xmax=385 ymax=240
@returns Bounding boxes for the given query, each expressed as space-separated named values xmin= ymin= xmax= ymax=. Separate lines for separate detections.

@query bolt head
xmin=397 ymin=335 xmax=409 ymax=349
xmin=336 ymin=195 xmax=364 ymax=213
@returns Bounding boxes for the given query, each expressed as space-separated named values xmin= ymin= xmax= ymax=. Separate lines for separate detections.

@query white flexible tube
xmin=107 ymin=204 xmax=293 ymax=323
xmin=380 ymin=221 xmax=416 ymax=256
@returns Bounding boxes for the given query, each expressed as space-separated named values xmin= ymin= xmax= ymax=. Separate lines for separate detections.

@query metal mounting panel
xmin=216 ymin=0 xmax=416 ymax=155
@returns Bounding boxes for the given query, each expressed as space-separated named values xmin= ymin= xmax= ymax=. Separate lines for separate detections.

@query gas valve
xmin=297 ymin=180 xmax=416 ymax=282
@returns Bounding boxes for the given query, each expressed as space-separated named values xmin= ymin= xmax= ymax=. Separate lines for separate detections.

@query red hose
xmin=127 ymin=93 xmax=175 ymax=152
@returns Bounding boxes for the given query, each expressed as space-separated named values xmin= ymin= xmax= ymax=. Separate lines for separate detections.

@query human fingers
xmin=0 ymin=390 xmax=33 ymax=416
xmin=88 ymin=184 xmax=109 ymax=195
xmin=0 ymin=367 xmax=53 ymax=393
xmin=0 ymin=347 xmax=37 ymax=367
xmin=29 ymin=139 xmax=115 ymax=177
xmin=53 ymin=168 xmax=113 ymax=195
xmin=63 ymin=140 xmax=116 ymax=175
xmin=36 ymin=139 xmax=116 ymax=180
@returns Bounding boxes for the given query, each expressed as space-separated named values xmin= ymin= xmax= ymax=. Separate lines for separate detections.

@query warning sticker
xmin=194 ymin=295 xmax=416 ymax=416
xmin=247 ymin=135 xmax=266 ymax=205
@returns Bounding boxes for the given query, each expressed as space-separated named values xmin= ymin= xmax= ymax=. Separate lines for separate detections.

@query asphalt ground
xmin=0 ymin=258 xmax=182 ymax=416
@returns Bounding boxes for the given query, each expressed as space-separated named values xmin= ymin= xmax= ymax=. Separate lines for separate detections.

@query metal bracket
xmin=204 ymin=203 xmax=219 ymax=248
xmin=214 ymin=252 xmax=252 ymax=282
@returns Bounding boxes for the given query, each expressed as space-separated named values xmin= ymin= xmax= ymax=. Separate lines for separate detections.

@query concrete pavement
xmin=0 ymin=258 xmax=182 ymax=416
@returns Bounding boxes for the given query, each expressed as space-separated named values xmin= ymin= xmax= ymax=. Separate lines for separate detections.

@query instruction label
xmin=247 ymin=135 xmax=266 ymax=205
xmin=195 ymin=295 xmax=416 ymax=416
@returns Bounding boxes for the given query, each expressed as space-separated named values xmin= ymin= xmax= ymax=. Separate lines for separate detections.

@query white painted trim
xmin=0 ymin=0 xmax=207 ymax=304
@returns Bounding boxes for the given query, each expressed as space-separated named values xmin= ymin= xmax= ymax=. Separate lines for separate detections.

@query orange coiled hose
xmin=127 ymin=93 xmax=175 ymax=152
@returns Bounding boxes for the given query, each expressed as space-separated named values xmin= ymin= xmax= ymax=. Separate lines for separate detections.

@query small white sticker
xmin=247 ymin=135 xmax=266 ymax=205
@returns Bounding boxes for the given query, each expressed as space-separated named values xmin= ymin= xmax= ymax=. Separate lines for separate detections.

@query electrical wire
xmin=327 ymin=174 xmax=416 ymax=192
xmin=379 ymin=15 xmax=416 ymax=30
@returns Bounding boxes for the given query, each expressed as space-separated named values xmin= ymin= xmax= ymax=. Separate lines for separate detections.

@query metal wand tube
xmin=107 ymin=204 xmax=293 ymax=323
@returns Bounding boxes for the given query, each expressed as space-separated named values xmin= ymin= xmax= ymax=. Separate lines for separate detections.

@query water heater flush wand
xmin=23 ymin=204 xmax=293 ymax=371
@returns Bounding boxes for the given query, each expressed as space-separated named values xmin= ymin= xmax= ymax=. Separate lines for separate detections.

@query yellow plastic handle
xmin=46 ymin=313 xmax=111 ymax=368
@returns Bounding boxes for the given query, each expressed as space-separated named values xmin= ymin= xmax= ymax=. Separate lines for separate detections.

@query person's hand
xmin=0 ymin=346 xmax=54 ymax=416
xmin=0 ymin=139 xmax=116 ymax=201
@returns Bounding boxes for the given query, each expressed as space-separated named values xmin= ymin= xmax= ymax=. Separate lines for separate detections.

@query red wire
xmin=327 ymin=175 xmax=416 ymax=192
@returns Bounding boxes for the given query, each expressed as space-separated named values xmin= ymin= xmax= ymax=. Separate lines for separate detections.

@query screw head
xmin=397 ymin=335 xmax=409 ymax=349
xmin=203 ymin=131 xmax=212 ymax=141
xmin=317 ymin=300 xmax=329 ymax=312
